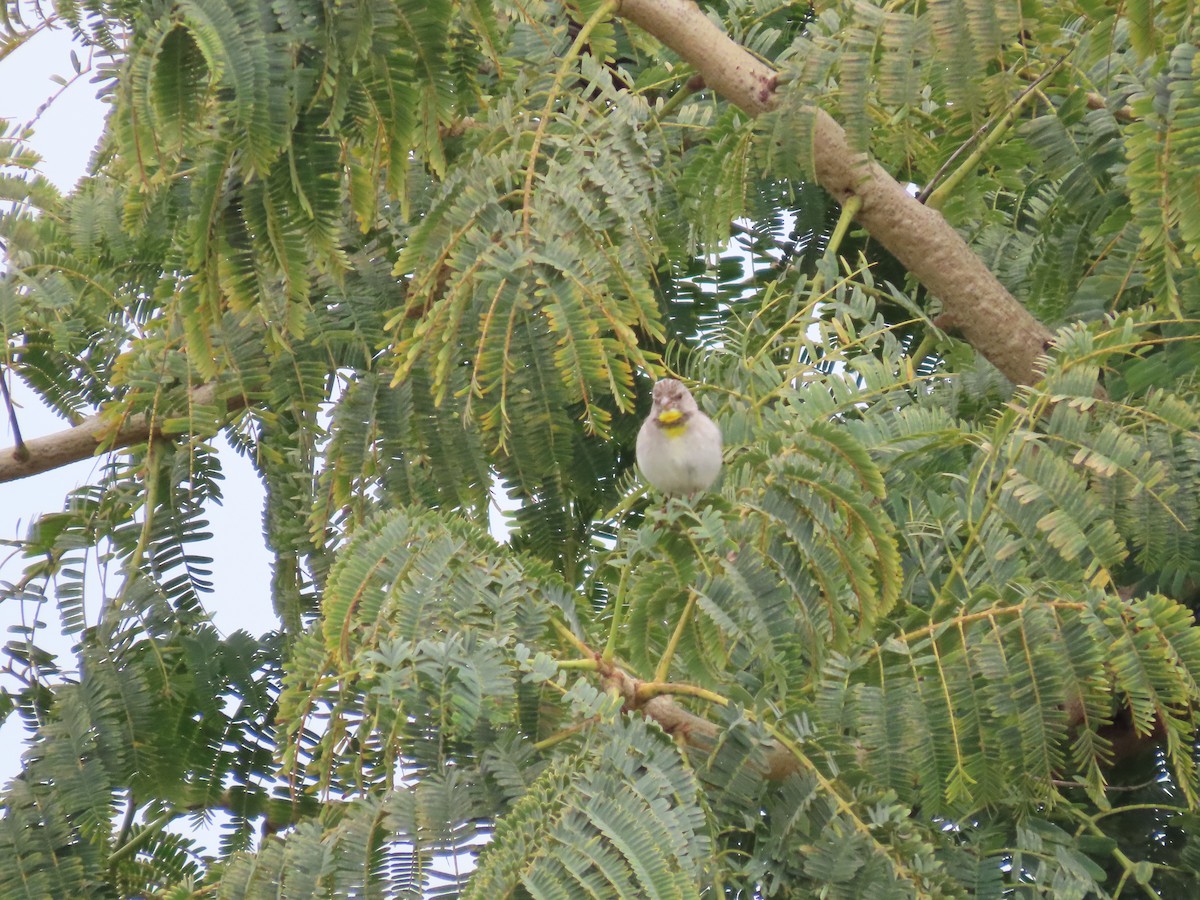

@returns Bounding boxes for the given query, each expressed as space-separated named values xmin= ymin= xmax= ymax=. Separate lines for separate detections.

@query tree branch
xmin=604 ymin=662 xmax=801 ymax=781
xmin=616 ymin=0 xmax=1055 ymax=386
xmin=0 ymin=383 xmax=243 ymax=484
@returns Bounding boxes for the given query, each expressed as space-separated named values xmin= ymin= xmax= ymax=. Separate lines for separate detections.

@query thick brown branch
xmin=0 ymin=383 xmax=243 ymax=484
xmin=617 ymin=0 xmax=1055 ymax=386
xmin=608 ymin=659 xmax=1159 ymax=783
xmin=605 ymin=665 xmax=800 ymax=780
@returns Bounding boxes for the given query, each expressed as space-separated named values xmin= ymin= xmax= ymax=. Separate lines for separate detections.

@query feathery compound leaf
xmin=279 ymin=505 xmax=571 ymax=791
xmin=317 ymin=506 xmax=550 ymax=661
xmin=5 ymin=2 xmax=1200 ymax=897
xmin=820 ymin=588 xmax=1200 ymax=814
xmin=467 ymin=719 xmax=706 ymax=900
xmin=388 ymin=80 xmax=662 ymax=433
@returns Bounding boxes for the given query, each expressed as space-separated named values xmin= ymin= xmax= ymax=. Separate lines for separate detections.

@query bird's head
xmin=651 ymin=379 xmax=698 ymax=430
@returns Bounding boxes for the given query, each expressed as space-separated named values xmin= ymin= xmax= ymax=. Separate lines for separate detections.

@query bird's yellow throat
xmin=656 ymin=409 xmax=687 ymax=437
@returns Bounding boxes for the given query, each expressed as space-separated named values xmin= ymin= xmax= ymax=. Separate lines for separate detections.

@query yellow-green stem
xmin=533 ymin=719 xmax=594 ymax=751
xmin=825 ymin=195 xmax=863 ymax=260
xmin=108 ymin=808 xmax=176 ymax=867
xmin=521 ymin=0 xmax=618 ymax=233
xmin=556 ymin=658 xmax=599 ymax=670
xmin=602 ymin=559 xmax=633 ymax=665
xmin=806 ymin=196 xmax=863 ymax=301
xmin=653 ymin=590 xmax=698 ymax=683
xmin=757 ymin=715 xmax=916 ymax=885
xmin=552 ymin=617 xmax=593 ymax=659
xmin=635 ymin=679 xmax=728 ymax=706
xmin=1067 ymin=807 xmax=1159 ymax=900
xmin=924 ymin=58 xmax=1068 ymax=210
xmin=653 ymin=71 xmax=702 ymax=121
xmin=126 ymin=439 xmax=159 ymax=581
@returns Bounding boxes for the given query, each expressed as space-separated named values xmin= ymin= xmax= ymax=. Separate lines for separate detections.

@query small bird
xmin=636 ymin=378 xmax=722 ymax=496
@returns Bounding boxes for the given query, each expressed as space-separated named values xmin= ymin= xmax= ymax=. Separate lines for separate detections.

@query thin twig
xmin=0 ymin=370 xmax=29 ymax=461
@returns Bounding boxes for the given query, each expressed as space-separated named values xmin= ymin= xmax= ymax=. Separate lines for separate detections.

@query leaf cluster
xmin=3 ymin=0 xmax=1200 ymax=897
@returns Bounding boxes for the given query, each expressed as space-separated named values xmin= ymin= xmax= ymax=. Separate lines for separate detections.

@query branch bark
xmin=604 ymin=663 xmax=801 ymax=780
xmin=0 ymin=383 xmax=242 ymax=484
xmin=3 ymin=3 xmax=1051 ymax=483
xmin=617 ymin=0 xmax=1054 ymax=387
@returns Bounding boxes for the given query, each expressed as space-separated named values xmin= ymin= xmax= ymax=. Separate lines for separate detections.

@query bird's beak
xmin=657 ymin=409 xmax=683 ymax=424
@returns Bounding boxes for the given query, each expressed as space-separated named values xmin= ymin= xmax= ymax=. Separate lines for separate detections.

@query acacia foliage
xmin=1 ymin=0 xmax=1200 ymax=897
